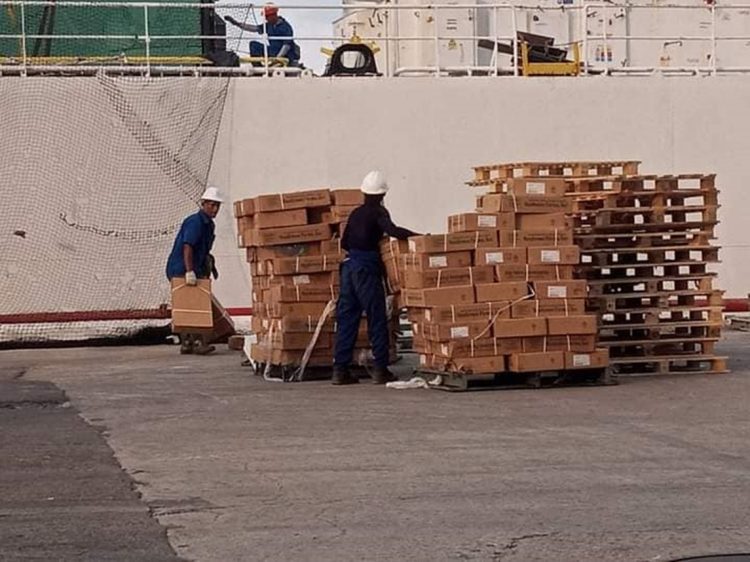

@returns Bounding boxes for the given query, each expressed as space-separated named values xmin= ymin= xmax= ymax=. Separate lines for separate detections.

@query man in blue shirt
xmin=166 ymin=186 xmax=224 ymax=354
xmin=225 ymin=4 xmax=301 ymax=67
xmin=332 ymin=171 xmax=419 ymax=386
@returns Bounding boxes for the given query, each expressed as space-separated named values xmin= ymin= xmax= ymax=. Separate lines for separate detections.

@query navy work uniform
xmin=333 ymin=171 xmax=417 ymax=385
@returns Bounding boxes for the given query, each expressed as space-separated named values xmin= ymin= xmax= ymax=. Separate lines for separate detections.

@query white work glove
xmin=185 ymin=271 xmax=198 ymax=286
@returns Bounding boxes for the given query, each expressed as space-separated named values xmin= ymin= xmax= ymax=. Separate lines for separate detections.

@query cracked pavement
xmin=2 ymin=333 xmax=750 ymax=561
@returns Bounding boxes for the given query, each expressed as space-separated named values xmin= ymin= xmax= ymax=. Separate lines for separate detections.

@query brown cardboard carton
xmin=171 ymin=278 xmax=213 ymax=330
xmin=255 ymin=189 xmax=331 ymax=212
xmin=401 ymin=251 xmax=473 ymax=270
xmin=321 ymin=239 xmax=344 ymax=254
xmin=447 ymin=212 xmax=513 ymax=232
xmin=247 ymin=243 xmax=321 ymax=263
xmin=307 ymin=208 xmax=333 ymax=224
xmin=475 ymin=282 xmax=529 ymax=303
xmin=436 ymin=337 xmax=522 ymax=358
xmin=254 ymin=208 xmax=308 ymax=230
xmin=262 ymin=301 xmax=329 ymax=318
xmin=526 ymin=246 xmax=580 ymax=265
xmin=251 ymin=346 xmax=333 ymax=367
xmin=420 ymin=321 xmax=492 ymax=342
xmin=402 ymin=266 xmax=494 ymax=289
xmin=564 ymin=349 xmax=609 ymax=369
xmin=473 ymin=247 xmax=526 ymax=266
xmin=424 ymin=301 xmax=511 ymax=324
xmin=236 ymin=216 xmax=255 ymax=233
xmin=408 ymin=231 xmax=498 ymax=253
xmin=508 ymin=351 xmax=565 ymax=372
xmin=269 ymin=254 xmax=342 ymax=275
xmin=516 ymin=213 xmax=571 ymax=231
xmin=264 ymin=316 xmax=336 ymax=333
xmin=267 ymin=271 xmax=339 ymax=287
xmin=505 ymin=177 xmax=567 ymax=197
xmin=498 ymin=229 xmax=574 ymax=247
xmin=533 ymin=280 xmax=588 ymax=300
xmin=331 ymin=205 xmax=357 ymax=223
xmin=445 ymin=355 xmax=506 ymax=374
xmin=493 ymin=317 xmax=547 ymax=338
xmin=547 ymin=315 xmax=598 ymax=336
xmin=379 ymin=238 xmax=410 ymax=258
xmin=383 ymin=256 xmax=402 ymax=293
xmin=495 ymin=264 xmax=574 ymax=282
xmin=477 ymin=194 xmax=572 ymax=214
xmin=233 ymin=198 xmax=255 ymax=218
xmin=546 ymin=335 xmax=597 ymax=352
xmin=268 ymin=331 xmax=332 ymax=350
xmin=268 ymin=285 xmax=338 ymax=303
xmin=520 ymin=336 xmax=547 ymax=353
xmin=331 ymin=189 xmax=364 ymax=206
xmin=244 ymin=223 xmax=331 ymax=247
xmin=401 ymin=285 xmax=475 ymax=307
xmin=511 ymin=298 xmax=587 ymax=318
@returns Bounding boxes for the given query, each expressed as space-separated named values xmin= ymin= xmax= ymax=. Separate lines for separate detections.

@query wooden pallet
xmin=575 ymin=231 xmax=716 ymax=249
xmin=467 ymin=161 xmax=641 ymax=185
xmin=610 ymin=354 xmax=728 ymax=376
xmin=419 ymin=367 xmax=615 ymax=392
xmin=562 ymin=174 xmax=716 ymax=194
xmin=587 ymin=275 xmax=717 ymax=296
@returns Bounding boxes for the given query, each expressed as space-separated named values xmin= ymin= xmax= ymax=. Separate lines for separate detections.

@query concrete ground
xmin=2 ymin=334 xmax=750 ymax=562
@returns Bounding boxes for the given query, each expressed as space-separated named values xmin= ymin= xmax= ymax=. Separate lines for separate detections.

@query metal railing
xmin=2 ymin=1 xmax=750 ymax=77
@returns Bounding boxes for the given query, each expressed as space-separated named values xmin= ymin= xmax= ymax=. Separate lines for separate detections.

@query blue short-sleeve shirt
xmin=165 ymin=210 xmax=215 ymax=279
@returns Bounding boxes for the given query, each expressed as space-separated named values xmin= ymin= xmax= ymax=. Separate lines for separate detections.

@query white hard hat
xmin=200 ymin=186 xmax=224 ymax=203
xmin=360 ymin=170 xmax=389 ymax=195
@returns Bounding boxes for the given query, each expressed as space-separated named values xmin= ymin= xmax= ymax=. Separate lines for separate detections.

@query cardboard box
xmin=401 ymin=285 xmax=475 ymax=307
xmin=474 ymin=247 xmax=526 ymax=266
xmin=266 ymin=271 xmax=339 ymax=287
xmin=247 ymin=243 xmax=321 ymax=263
xmin=476 ymin=194 xmax=572 ymax=214
xmin=495 ymin=264 xmax=574 ymax=282
xmin=421 ymin=321 xmax=493 ymax=342
xmin=533 ymin=280 xmax=588 ymax=300
xmin=447 ymin=212 xmax=513 ymax=232
xmin=268 ymin=331 xmax=332 ymax=350
xmin=508 ymin=351 xmax=565 ymax=372
xmin=236 ymin=216 xmax=255 ymax=233
xmin=499 ymin=229 xmax=574 ymax=247
xmin=526 ymin=246 xmax=580 ymax=265
xmin=255 ymin=208 xmax=308 ymax=230
xmin=331 ymin=189 xmax=364 ymax=206
xmin=243 ymin=223 xmax=331 ymax=247
xmin=436 ymin=337 xmax=522 ymax=358
xmin=251 ymin=346 xmax=333 ymax=367
xmin=475 ymin=282 xmax=529 ymax=303
xmin=269 ymin=254 xmax=342 ymax=275
xmin=505 ymin=177 xmax=567 ymax=197
xmin=515 ymin=213 xmax=571 ymax=231
xmin=493 ymin=317 xmax=547 ymax=338
xmin=262 ymin=316 xmax=336 ymax=333
xmin=321 ymin=239 xmax=344 ymax=254
xmin=401 ymin=251 xmax=473 ymax=270
xmin=564 ymin=349 xmax=609 ymax=369
xmin=255 ymin=189 xmax=331 ymax=212
xmin=331 ymin=205 xmax=357 ymax=223
xmin=233 ymin=198 xmax=255 ymax=218
xmin=520 ymin=336 xmax=547 ymax=353
xmin=402 ymin=266 xmax=494 ymax=289
xmin=170 ymin=278 xmax=213 ymax=330
xmin=445 ymin=355 xmax=506 ymax=374
xmin=268 ymin=285 xmax=338 ymax=303
xmin=547 ymin=315 xmax=598 ymax=336
xmin=262 ymin=301 xmax=329 ymax=318
xmin=511 ymin=298 xmax=587 ymax=318
xmin=546 ymin=335 xmax=597 ymax=353
xmin=424 ymin=301 xmax=511 ymax=324
xmin=379 ymin=238 xmax=410 ymax=258
xmin=408 ymin=231 xmax=498 ymax=253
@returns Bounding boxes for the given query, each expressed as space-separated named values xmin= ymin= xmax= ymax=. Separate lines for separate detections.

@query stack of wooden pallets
xmin=466 ymin=161 xmax=727 ymax=376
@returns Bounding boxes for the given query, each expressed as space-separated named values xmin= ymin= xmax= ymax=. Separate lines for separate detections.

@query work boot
xmin=193 ymin=336 xmax=216 ymax=356
xmin=371 ymin=366 xmax=397 ymax=385
xmin=179 ymin=335 xmax=194 ymax=355
xmin=331 ymin=366 xmax=359 ymax=386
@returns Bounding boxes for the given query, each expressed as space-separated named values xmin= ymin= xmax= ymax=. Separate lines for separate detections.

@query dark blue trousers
xmin=334 ymin=259 xmax=389 ymax=369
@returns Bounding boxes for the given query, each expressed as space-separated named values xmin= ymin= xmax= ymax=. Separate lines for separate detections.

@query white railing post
xmin=433 ymin=5 xmax=440 ymax=76
xmin=20 ymin=1 xmax=27 ymax=75
xmin=492 ymin=6 xmax=498 ymax=77
xmin=710 ymin=3 xmax=717 ymax=76
xmin=511 ymin=6 xmax=518 ymax=77
xmin=144 ymin=5 xmax=151 ymax=76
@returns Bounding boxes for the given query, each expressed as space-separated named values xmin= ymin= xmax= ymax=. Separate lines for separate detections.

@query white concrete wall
xmin=208 ymin=76 xmax=750 ymax=307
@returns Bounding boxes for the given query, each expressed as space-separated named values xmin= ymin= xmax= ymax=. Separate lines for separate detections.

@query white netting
xmin=0 ymin=73 xmax=228 ymax=345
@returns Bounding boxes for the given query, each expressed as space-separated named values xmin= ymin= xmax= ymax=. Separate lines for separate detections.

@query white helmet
xmin=360 ymin=170 xmax=389 ymax=195
xmin=200 ymin=186 xmax=224 ymax=203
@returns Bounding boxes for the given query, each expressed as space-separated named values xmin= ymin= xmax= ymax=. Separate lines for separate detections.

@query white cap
xmin=200 ymin=186 xmax=224 ymax=203
xmin=360 ymin=170 xmax=389 ymax=195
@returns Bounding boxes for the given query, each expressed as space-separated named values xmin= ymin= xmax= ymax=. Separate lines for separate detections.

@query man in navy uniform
xmin=166 ymin=186 xmax=223 ymax=355
xmin=225 ymin=4 xmax=301 ymax=66
xmin=332 ymin=171 xmax=418 ymax=385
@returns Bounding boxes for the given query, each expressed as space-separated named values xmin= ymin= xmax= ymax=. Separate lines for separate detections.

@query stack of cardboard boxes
xmin=393 ymin=177 xmax=609 ymax=375
xmin=234 ymin=188 xmax=398 ymax=369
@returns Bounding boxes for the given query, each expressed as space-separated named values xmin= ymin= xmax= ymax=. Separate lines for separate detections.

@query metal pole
xmin=492 ymin=6 xmax=498 ymax=77
xmin=144 ymin=5 xmax=150 ymax=76
xmin=20 ymin=1 xmax=27 ymax=75
xmin=511 ymin=6 xmax=518 ymax=76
